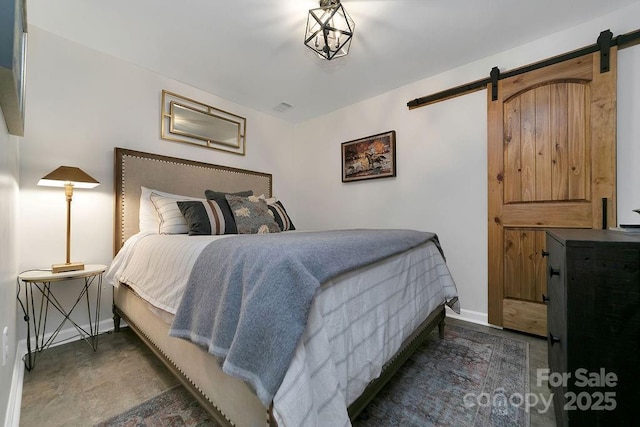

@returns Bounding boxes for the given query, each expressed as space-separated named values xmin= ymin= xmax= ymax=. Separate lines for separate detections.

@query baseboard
xmin=3 ymin=340 xmax=25 ymax=427
xmin=4 ymin=318 xmax=114 ymax=427
xmin=446 ymin=306 xmax=489 ymax=326
xmin=18 ymin=318 xmax=115 ymax=353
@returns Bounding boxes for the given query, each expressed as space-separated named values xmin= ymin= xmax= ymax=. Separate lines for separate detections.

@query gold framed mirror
xmin=161 ymin=90 xmax=246 ymax=155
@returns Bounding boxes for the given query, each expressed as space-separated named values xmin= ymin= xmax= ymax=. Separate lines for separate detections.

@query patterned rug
xmin=97 ymin=324 xmax=529 ymax=427
xmin=353 ymin=324 xmax=530 ymax=427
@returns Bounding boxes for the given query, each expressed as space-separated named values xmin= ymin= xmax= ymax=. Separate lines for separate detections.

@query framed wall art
xmin=0 ymin=0 xmax=28 ymax=136
xmin=341 ymin=130 xmax=396 ymax=182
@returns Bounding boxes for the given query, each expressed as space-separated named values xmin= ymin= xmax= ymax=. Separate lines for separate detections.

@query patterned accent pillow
xmin=267 ymin=200 xmax=296 ymax=231
xmin=177 ymin=200 xmax=231 ymax=235
xmin=225 ymin=195 xmax=281 ymax=234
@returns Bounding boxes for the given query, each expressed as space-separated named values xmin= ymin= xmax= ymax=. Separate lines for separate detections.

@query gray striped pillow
xmin=268 ymin=200 xmax=295 ymax=231
xmin=177 ymin=200 xmax=233 ymax=235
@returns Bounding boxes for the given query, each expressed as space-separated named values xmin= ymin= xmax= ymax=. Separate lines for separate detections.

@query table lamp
xmin=38 ymin=166 xmax=99 ymax=273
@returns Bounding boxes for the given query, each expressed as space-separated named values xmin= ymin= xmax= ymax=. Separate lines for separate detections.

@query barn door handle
xmin=541 ymin=250 xmax=549 ymax=257
xmin=549 ymin=266 xmax=560 ymax=277
xmin=549 ymin=333 xmax=561 ymax=346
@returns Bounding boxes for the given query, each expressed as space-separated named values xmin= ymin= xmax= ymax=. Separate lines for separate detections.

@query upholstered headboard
xmin=114 ymin=147 xmax=272 ymax=254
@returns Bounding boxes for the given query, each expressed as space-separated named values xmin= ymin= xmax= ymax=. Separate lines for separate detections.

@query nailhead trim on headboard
xmin=114 ymin=147 xmax=273 ymax=255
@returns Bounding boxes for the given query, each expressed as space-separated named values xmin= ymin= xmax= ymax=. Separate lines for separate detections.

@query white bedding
xmin=106 ymin=231 xmax=459 ymax=426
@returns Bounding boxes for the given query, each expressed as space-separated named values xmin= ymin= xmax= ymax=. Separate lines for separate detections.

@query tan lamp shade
xmin=38 ymin=166 xmax=99 ymax=273
xmin=38 ymin=166 xmax=100 ymax=189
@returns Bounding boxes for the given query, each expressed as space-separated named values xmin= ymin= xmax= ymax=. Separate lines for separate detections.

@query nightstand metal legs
xmin=19 ymin=273 xmax=102 ymax=371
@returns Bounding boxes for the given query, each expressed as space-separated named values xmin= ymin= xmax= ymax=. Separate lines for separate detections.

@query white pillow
xmin=139 ymin=186 xmax=199 ymax=233
xmin=149 ymin=192 xmax=204 ymax=234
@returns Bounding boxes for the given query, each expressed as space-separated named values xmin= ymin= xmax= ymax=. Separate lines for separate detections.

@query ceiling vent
xmin=273 ymin=102 xmax=293 ymax=113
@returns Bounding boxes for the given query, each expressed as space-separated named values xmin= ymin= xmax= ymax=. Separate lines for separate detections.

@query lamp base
xmin=52 ymin=262 xmax=84 ymax=274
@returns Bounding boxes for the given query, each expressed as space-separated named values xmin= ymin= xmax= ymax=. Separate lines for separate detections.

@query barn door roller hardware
xmin=407 ymin=28 xmax=640 ymax=109
xmin=490 ymin=67 xmax=500 ymax=101
xmin=597 ymin=30 xmax=613 ymax=73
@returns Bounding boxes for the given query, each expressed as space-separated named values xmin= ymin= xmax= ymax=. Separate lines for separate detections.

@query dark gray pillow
xmin=204 ymin=189 xmax=253 ymax=199
xmin=202 ymin=190 xmax=254 ymax=234
xmin=177 ymin=200 xmax=234 ymax=235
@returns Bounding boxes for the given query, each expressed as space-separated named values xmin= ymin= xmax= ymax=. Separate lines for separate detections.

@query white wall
xmin=17 ymin=26 xmax=297 ymax=339
xmin=617 ymin=41 xmax=640 ymax=226
xmin=15 ymin=2 xmax=640 ymax=341
xmin=0 ymin=108 xmax=20 ymax=425
xmin=289 ymin=3 xmax=640 ymax=321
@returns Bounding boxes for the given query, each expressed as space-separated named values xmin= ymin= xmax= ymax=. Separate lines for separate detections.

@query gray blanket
xmin=169 ymin=229 xmax=439 ymax=406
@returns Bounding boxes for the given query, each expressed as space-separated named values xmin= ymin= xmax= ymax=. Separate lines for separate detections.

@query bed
xmin=108 ymin=147 xmax=459 ymax=426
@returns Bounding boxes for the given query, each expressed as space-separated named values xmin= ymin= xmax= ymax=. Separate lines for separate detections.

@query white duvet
xmin=106 ymin=231 xmax=459 ymax=426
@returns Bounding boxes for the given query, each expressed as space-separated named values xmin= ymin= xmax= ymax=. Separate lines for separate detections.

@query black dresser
xmin=546 ymin=229 xmax=640 ymax=426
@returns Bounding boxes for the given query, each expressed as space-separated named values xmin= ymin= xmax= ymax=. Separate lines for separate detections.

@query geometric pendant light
xmin=304 ymin=0 xmax=355 ymax=60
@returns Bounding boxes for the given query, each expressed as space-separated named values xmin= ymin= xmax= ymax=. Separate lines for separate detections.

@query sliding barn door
xmin=488 ymin=49 xmax=617 ymax=336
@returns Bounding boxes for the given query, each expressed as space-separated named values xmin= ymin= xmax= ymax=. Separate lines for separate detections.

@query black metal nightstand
xmin=17 ymin=264 xmax=106 ymax=370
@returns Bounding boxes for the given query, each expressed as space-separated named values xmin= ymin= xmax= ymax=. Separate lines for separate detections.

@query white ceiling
xmin=27 ymin=0 xmax=640 ymax=124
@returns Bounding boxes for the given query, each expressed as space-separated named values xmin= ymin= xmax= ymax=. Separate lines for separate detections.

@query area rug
xmin=97 ymin=324 xmax=529 ymax=427
xmin=96 ymin=385 xmax=216 ymax=427
xmin=352 ymin=324 xmax=530 ymax=427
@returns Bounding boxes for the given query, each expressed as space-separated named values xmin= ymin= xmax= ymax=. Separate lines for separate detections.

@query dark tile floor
xmin=19 ymin=318 xmax=555 ymax=426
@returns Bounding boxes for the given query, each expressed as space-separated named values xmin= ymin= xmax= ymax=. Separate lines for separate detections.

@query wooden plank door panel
xmin=502 ymin=229 xmax=548 ymax=336
xmin=502 ymin=202 xmax=593 ymax=227
xmin=567 ymin=84 xmax=589 ymax=201
xmin=488 ymin=48 xmax=617 ymax=335
xmin=503 ymin=299 xmax=547 ymax=336
xmin=535 ymin=85 xmax=552 ymax=201
xmin=504 ymin=229 xmax=536 ymax=300
xmin=504 ymin=81 xmax=590 ymax=205
xmin=551 ymin=83 xmax=569 ymax=201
